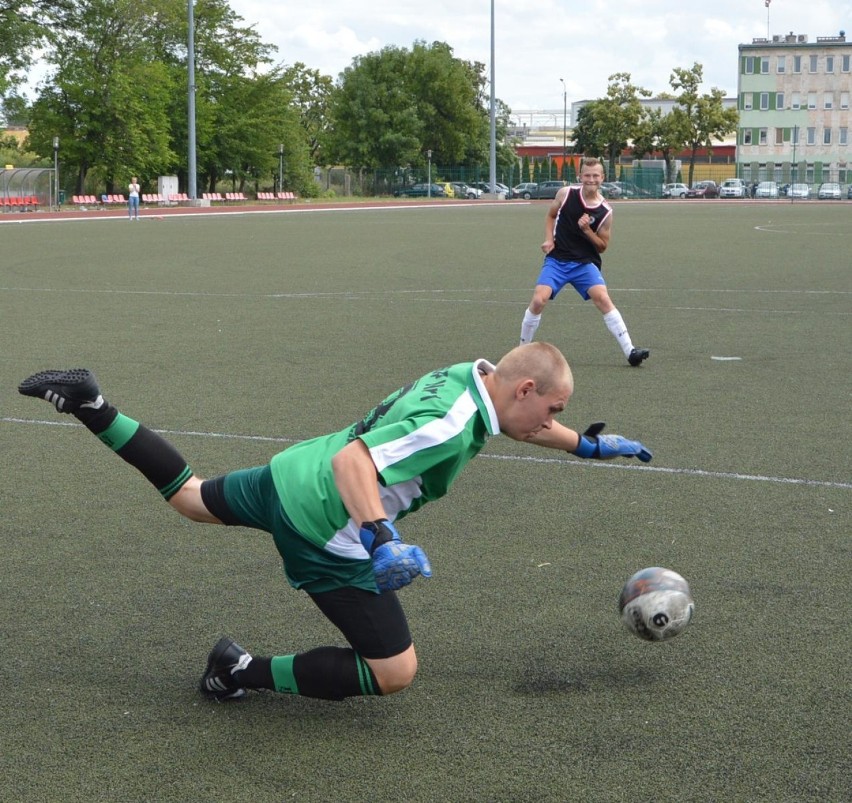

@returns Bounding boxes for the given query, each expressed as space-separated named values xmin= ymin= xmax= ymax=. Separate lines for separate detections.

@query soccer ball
xmin=618 ymin=567 xmax=694 ymax=641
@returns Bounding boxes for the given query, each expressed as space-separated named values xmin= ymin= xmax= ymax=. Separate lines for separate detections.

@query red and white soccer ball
xmin=619 ymin=567 xmax=694 ymax=641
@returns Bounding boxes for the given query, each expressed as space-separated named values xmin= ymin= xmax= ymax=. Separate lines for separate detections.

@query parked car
xmin=470 ymin=181 xmax=511 ymax=196
xmin=451 ymin=182 xmax=481 ymax=199
xmin=515 ymin=181 xmax=566 ymax=200
xmin=686 ymin=180 xmax=719 ymax=198
xmin=817 ymin=182 xmax=841 ymax=200
xmin=393 ymin=183 xmax=447 ymax=198
xmin=848 ymin=184 xmax=852 ymax=199
xmin=600 ymin=182 xmax=622 ymax=199
xmin=662 ymin=183 xmax=689 ymax=198
xmin=511 ymin=182 xmax=538 ymax=199
xmin=788 ymin=183 xmax=811 ymax=199
xmin=719 ymin=178 xmax=747 ymax=198
xmin=754 ymin=181 xmax=779 ymax=198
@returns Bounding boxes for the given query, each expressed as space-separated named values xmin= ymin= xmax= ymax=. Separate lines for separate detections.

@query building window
xmin=793 ymin=55 xmax=802 ymax=73
xmin=808 ymin=92 xmax=817 ymax=109
xmin=759 ymin=128 xmax=768 ymax=145
xmin=743 ymin=93 xmax=753 ymax=111
xmin=824 ymin=128 xmax=832 ymax=145
xmin=841 ymin=128 xmax=849 ymax=146
xmin=792 ymin=127 xmax=800 ymax=145
xmin=761 ymin=57 xmax=770 ymax=74
xmin=841 ymin=92 xmax=849 ymax=110
xmin=824 ymin=92 xmax=833 ymax=110
xmin=776 ymin=92 xmax=784 ymax=110
xmin=775 ymin=128 xmax=784 ymax=145
xmin=744 ymin=56 xmax=755 ymax=74
xmin=760 ymin=92 xmax=769 ymax=110
xmin=777 ymin=56 xmax=786 ymax=73
xmin=743 ymin=129 xmax=753 ymax=145
xmin=826 ymin=56 xmax=834 ymax=73
xmin=806 ymin=127 xmax=816 ymax=145
xmin=843 ymin=55 xmax=851 ymax=72
xmin=809 ymin=54 xmax=818 ymax=72
xmin=791 ymin=92 xmax=801 ymax=110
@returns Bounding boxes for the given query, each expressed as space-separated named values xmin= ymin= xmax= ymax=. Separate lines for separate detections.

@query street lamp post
xmin=53 ymin=136 xmax=59 ymax=209
xmin=278 ymin=143 xmax=284 ymax=194
xmin=559 ymin=78 xmax=567 ymax=181
xmin=427 ymin=150 xmax=432 ymax=197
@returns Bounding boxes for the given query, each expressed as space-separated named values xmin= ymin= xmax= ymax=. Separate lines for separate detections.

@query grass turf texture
xmin=1 ymin=202 xmax=849 ymax=802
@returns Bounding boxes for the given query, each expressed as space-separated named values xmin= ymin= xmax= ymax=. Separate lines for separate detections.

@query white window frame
xmin=843 ymin=55 xmax=851 ymax=72
xmin=809 ymin=54 xmax=818 ymax=73
xmin=743 ymin=93 xmax=753 ymax=111
xmin=826 ymin=56 xmax=834 ymax=73
xmin=793 ymin=55 xmax=802 ymax=73
xmin=806 ymin=127 xmax=816 ymax=146
xmin=775 ymin=128 xmax=784 ymax=145
xmin=808 ymin=92 xmax=817 ymax=110
xmin=761 ymin=57 xmax=770 ymax=74
xmin=760 ymin=92 xmax=769 ymax=110
xmin=824 ymin=92 xmax=833 ymax=110
xmin=791 ymin=92 xmax=801 ymax=110
xmin=840 ymin=92 xmax=849 ymax=110
xmin=776 ymin=56 xmax=786 ymax=74
xmin=823 ymin=128 xmax=832 ymax=145
xmin=743 ymin=129 xmax=753 ymax=145
xmin=759 ymin=128 xmax=768 ymax=145
xmin=744 ymin=56 xmax=755 ymax=74
xmin=840 ymin=128 xmax=848 ymax=146
xmin=776 ymin=92 xmax=784 ymax=110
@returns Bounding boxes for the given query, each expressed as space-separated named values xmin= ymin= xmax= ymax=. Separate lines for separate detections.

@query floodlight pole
xmin=187 ymin=0 xmax=197 ymax=201
xmin=427 ymin=150 xmax=432 ymax=197
xmin=560 ymin=78 xmax=567 ymax=180
xmin=53 ymin=136 xmax=59 ymax=209
xmin=278 ymin=143 xmax=284 ymax=193
xmin=488 ymin=0 xmax=496 ymax=195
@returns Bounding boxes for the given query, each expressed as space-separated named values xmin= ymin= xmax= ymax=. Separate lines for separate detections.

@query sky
xmin=228 ymin=0 xmax=852 ymax=122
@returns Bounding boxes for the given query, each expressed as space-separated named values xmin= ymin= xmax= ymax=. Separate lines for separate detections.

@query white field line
xmin=3 ymin=417 xmax=850 ymax=490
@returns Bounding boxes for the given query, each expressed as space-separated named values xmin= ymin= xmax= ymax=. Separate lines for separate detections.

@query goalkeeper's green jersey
xmin=269 ymin=360 xmax=500 ymax=561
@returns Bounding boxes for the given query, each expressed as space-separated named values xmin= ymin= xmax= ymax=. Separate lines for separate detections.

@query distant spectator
xmin=128 ymin=177 xmax=140 ymax=221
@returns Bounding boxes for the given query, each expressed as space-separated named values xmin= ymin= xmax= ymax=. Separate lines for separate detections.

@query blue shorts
xmin=536 ymin=255 xmax=605 ymax=301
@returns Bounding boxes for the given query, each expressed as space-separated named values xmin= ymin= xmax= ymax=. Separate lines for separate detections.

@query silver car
xmin=817 ymin=182 xmax=841 ymax=200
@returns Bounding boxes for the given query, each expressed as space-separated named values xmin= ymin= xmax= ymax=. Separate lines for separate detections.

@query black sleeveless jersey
xmin=551 ymin=186 xmax=612 ymax=268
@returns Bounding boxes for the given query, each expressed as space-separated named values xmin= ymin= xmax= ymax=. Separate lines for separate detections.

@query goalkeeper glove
xmin=572 ymin=422 xmax=653 ymax=463
xmin=359 ymin=519 xmax=432 ymax=592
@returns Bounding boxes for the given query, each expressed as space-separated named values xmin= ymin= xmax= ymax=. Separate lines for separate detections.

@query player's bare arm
xmin=331 ymin=439 xmax=387 ymax=524
xmin=579 ymin=213 xmax=611 ymax=253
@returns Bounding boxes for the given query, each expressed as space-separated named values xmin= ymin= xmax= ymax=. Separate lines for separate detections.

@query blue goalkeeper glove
xmin=359 ymin=519 xmax=432 ymax=592
xmin=572 ymin=422 xmax=653 ymax=463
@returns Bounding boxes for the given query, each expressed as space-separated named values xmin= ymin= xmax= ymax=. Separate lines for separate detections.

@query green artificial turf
xmin=1 ymin=201 xmax=849 ymax=802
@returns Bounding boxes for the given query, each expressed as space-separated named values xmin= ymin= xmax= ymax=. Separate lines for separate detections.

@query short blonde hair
xmin=579 ymin=157 xmax=605 ymax=177
xmin=495 ymin=342 xmax=573 ymax=396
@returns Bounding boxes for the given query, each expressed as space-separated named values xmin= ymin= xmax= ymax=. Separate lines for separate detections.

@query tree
xmin=594 ymin=73 xmax=651 ymax=179
xmin=281 ymin=63 xmax=335 ymax=163
xmin=326 ymin=40 xmax=498 ymax=174
xmin=669 ymin=63 xmax=738 ymax=185
xmin=632 ymin=105 xmax=690 ymax=182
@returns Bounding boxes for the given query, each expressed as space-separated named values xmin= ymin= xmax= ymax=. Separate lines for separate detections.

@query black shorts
xmin=309 ymin=586 xmax=412 ymax=660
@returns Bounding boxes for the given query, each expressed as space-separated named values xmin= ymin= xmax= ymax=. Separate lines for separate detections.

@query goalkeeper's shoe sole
xmin=628 ymin=348 xmax=650 ymax=367
xmin=18 ymin=368 xmax=104 ymax=413
xmin=200 ymin=637 xmax=251 ymax=702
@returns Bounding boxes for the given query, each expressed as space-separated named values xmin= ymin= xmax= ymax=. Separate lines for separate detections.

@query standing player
xmin=18 ymin=343 xmax=651 ymax=704
xmin=519 ymin=157 xmax=649 ymax=367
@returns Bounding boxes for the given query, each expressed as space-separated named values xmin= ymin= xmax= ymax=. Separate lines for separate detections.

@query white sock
xmin=520 ymin=309 xmax=542 ymax=344
xmin=603 ymin=309 xmax=634 ymax=357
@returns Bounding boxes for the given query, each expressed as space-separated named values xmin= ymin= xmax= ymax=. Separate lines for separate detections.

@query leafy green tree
xmin=594 ymin=72 xmax=650 ymax=179
xmin=571 ymin=102 xmax=608 ymax=164
xmin=669 ymin=63 xmax=738 ymax=185
xmin=281 ymin=63 xmax=335 ymax=163
xmin=632 ymin=105 xmax=690 ymax=182
xmin=326 ymin=40 xmax=499 ymax=174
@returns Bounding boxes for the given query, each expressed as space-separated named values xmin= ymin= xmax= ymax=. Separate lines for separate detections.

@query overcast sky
xmin=229 ymin=0 xmax=851 ymax=120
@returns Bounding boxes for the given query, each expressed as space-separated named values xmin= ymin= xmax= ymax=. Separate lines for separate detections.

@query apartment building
xmin=737 ymin=31 xmax=851 ymax=184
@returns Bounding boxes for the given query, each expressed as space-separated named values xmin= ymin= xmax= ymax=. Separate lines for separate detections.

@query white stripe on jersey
xmin=367 ymin=391 xmax=479 ymax=473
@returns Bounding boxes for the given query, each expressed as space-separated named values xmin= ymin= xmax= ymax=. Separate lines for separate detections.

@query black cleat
xmin=18 ymin=368 xmax=104 ymax=413
xmin=200 ymin=637 xmax=251 ymax=702
xmin=628 ymin=348 xmax=650 ymax=367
